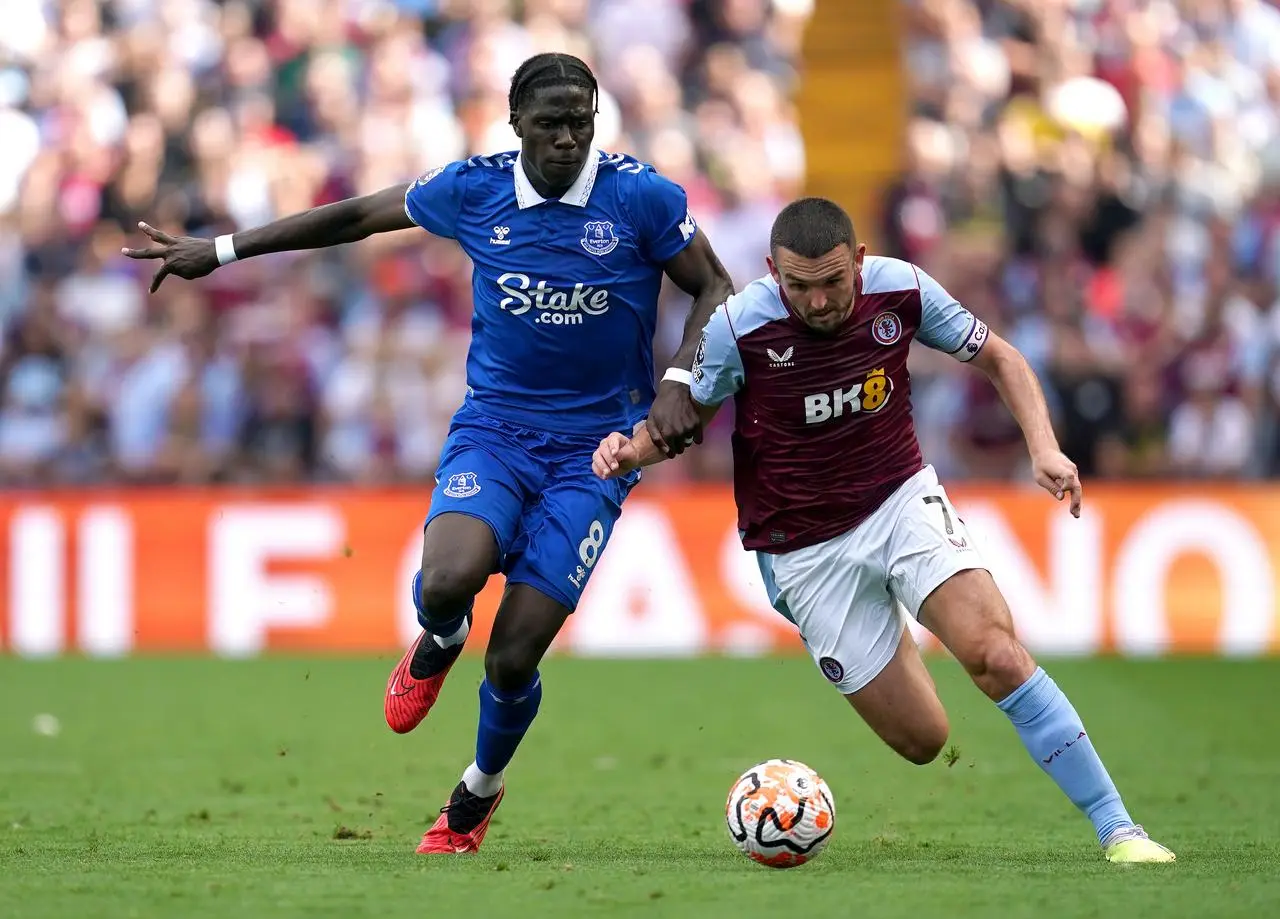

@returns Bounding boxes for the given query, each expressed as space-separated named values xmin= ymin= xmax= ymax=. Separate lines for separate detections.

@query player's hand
xmin=121 ymin=222 xmax=220 ymax=293
xmin=593 ymin=432 xmax=641 ymax=479
xmin=1032 ymin=449 xmax=1082 ymax=518
xmin=647 ymin=380 xmax=702 ymax=458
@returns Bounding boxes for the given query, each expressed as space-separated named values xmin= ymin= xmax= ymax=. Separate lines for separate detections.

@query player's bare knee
xmin=418 ymin=515 xmax=498 ymax=617
xmin=484 ymin=643 xmax=539 ymax=694
xmin=418 ymin=564 xmax=486 ymax=618
xmin=969 ymin=631 xmax=1036 ymax=701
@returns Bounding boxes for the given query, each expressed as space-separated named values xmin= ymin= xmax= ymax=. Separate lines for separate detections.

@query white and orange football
xmin=725 ymin=759 xmax=835 ymax=868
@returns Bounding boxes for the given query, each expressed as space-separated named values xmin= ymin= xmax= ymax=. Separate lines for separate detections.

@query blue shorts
xmin=425 ymin=404 xmax=641 ymax=612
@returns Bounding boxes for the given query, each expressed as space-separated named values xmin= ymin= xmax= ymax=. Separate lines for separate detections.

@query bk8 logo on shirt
xmin=497 ymin=272 xmax=611 ymax=326
xmin=804 ymin=368 xmax=893 ymax=424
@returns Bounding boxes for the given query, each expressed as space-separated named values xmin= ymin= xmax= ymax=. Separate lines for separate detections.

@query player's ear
xmin=509 ymin=112 xmax=523 ymax=138
xmin=853 ymin=242 xmax=867 ymax=272
xmin=766 ymin=254 xmax=780 ymax=284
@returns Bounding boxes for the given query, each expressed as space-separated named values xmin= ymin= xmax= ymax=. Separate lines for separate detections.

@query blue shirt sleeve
xmin=403 ymin=161 xmax=468 ymax=239
xmin=628 ymin=169 xmax=698 ymax=264
xmin=690 ymin=302 xmax=744 ymax=407
xmin=914 ymin=265 xmax=989 ymax=361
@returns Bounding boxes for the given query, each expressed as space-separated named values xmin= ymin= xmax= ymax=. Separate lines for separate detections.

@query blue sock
xmin=474 ymin=674 xmax=543 ymax=778
xmin=998 ymin=668 xmax=1133 ymax=845
xmin=411 ymin=569 xmax=469 ymax=637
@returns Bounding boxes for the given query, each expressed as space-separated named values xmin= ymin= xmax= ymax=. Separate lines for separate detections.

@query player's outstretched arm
xmin=648 ymin=230 xmax=735 ymax=457
xmin=970 ymin=334 xmax=1083 ymax=517
xmin=122 ymin=184 xmax=415 ymax=293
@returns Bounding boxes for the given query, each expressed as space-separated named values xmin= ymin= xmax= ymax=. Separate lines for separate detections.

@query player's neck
xmin=520 ymin=158 xmax=578 ymax=201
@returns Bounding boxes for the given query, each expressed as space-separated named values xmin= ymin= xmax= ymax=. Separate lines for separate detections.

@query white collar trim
xmin=513 ymin=147 xmax=600 ymax=210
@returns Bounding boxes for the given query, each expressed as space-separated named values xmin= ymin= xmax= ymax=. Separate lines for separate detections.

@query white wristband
xmin=662 ymin=367 xmax=693 ymax=386
xmin=214 ymin=234 xmax=238 ymax=266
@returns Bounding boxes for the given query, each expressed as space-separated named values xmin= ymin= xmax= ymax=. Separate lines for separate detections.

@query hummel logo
xmin=490 ymin=225 xmax=511 ymax=246
xmin=767 ymin=346 xmax=794 ymax=368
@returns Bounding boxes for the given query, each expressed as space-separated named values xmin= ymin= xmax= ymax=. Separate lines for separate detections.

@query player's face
xmin=512 ymin=85 xmax=596 ymax=196
xmin=768 ymin=243 xmax=866 ymax=334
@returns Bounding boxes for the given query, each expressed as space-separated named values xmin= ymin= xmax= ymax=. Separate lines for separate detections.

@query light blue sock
xmin=997 ymin=667 xmax=1133 ymax=845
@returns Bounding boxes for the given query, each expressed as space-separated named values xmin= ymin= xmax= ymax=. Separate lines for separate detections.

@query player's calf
xmin=420 ymin=584 xmax=567 ymax=852
xmin=843 ymin=629 xmax=950 ymax=766
xmin=879 ymin=715 xmax=948 ymax=767
xmin=920 ymin=569 xmax=1156 ymax=853
xmin=484 ymin=627 xmax=548 ymax=693
xmin=384 ymin=515 xmax=497 ymax=735
xmin=466 ymin=616 xmax=550 ymax=794
xmin=385 ymin=569 xmax=477 ymax=735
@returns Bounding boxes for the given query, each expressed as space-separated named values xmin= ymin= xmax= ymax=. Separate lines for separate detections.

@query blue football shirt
xmin=403 ymin=149 xmax=697 ymax=438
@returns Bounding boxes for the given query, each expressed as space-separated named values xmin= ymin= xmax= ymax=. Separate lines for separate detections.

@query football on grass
xmin=725 ymin=759 xmax=835 ymax=868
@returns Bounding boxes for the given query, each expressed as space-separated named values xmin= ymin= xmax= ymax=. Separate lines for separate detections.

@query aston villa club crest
xmin=872 ymin=311 xmax=902 ymax=345
xmin=581 ymin=220 xmax=619 ymax=256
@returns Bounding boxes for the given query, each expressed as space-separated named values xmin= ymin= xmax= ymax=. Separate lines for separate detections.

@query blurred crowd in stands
xmin=1 ymin=0 xmax=1278 ymax=487
xmin=895 ymin=0 xmax=1280 ymax=483
xmin=0 ymin=0 xmax=809 ymax=486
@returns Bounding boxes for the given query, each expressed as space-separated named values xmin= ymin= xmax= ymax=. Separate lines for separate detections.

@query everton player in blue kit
xmin=124 ymin=53 xmax=734 ymax=853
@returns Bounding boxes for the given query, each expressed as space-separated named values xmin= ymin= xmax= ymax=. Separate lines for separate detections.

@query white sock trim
xmin=462 ymin=761 xmax=503 ymax=797
xmin=431 ymin=616 xmax=470 ymax=649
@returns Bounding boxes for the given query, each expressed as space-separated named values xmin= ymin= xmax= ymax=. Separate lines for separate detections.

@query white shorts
xmin=756 ymin=465 xmax=986 ymax=695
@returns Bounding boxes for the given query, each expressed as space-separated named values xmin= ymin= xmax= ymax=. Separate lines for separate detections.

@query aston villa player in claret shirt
xmin=593 ymin=197 xmax=1174 ymax=865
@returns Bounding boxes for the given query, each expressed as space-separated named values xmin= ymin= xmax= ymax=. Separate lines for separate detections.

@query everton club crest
xmin=581 ymin=220 xmax=619 ymax=257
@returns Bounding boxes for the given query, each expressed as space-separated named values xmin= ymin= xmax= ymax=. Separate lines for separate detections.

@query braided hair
xmin=508 ymin=53 xmax=599 ymax=119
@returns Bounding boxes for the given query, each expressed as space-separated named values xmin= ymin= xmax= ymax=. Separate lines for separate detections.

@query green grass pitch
xmin=3 ymin=655 xmax=1279 ymax=918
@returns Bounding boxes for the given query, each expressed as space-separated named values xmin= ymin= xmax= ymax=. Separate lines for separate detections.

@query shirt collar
xmin=513 ymin=147 xmax=601 ymax=210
